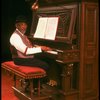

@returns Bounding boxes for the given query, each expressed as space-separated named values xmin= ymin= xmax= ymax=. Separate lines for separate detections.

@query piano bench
xmin=1 ymin=61 xmax=46 ymax=98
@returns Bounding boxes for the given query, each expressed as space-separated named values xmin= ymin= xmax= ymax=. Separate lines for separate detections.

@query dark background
xmin=1 ymin=0 xmax=73 ymax=62
xmin=1 ymin=0 xmax=98 ymax=62
xmin=1 ymin=0 xmax=32 ymax=62
xmin=1 ymin=0 xmax=64 ymax=62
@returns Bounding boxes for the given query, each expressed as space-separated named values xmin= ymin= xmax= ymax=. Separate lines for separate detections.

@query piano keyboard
xmin=46 ymin=50 xmax=58 ymax=55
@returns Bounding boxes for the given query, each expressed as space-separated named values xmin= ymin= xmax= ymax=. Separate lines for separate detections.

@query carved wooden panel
xmin=80 ymin=2 xmax=99 ymax=100
xmin=30 ymin=4 xmax=78 ymax=43
xmin=84 ymin=60 xmax=98 ymax=97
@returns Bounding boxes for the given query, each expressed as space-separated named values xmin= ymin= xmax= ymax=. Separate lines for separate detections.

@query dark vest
xmin=10 ymin=30 xmax=33 ymax=58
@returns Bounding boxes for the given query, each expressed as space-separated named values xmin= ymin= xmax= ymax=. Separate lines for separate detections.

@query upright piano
xmin=28 ymin=1 xmax=99 ymax=100
xmin=28 ymin=3 xmax=80 ymax=100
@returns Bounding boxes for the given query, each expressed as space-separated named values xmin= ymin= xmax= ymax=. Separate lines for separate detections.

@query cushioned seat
xmin=1 ymin=61 xmax=47 ymax=98
xmin=1 ymin=61 xmax=46 ymax=79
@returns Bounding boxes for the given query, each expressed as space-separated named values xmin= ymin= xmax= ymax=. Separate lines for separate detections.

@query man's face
xmin=16 ymin=22 xmax=27 ymax=34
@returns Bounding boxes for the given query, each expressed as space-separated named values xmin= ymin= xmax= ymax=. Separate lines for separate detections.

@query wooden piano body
xmin=14 ymin=1 xmax=99 ymax=100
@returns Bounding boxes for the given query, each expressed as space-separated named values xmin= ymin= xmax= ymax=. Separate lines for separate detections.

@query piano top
xmin=30 ymin=3 xmax=78 ymax=44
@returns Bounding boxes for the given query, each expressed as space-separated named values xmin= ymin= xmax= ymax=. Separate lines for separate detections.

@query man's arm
xmin=10 ymin=33 xmax=42 ymax=55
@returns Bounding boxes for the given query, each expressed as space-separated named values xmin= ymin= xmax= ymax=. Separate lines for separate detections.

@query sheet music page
xmin=44 ymin=17 xmax=59 ymax=40
xmin=34 ymin=17 xmax=59 ymax=40
xmin=34 ymin=17 xmax=48 ymax=38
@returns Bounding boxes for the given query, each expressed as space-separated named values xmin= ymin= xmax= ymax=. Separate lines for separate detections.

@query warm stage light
xmin=31 ymin=0 xmax=39 ymax=10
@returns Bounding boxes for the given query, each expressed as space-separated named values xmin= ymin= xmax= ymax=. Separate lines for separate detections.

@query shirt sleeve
xmin=10 ymin=33 xmax=42 ymax=55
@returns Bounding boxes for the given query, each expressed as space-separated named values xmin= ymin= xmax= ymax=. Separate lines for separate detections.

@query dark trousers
xmin=13 ymin=56 xmax=61 ymax=85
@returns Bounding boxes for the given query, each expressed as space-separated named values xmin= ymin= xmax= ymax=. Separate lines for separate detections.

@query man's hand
xmin=40 ymin=46 xmax=52 ymax=51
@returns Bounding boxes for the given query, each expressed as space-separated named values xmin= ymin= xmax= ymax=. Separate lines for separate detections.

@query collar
xmin=16 ymin=29 xmax=24 ymax=36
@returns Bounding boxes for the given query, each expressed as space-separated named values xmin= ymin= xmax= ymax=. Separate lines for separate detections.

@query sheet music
xmin=34 ymin=18 xmax=47 ymax=38
xmin=34 ymin=17 xmax=59 ymax=40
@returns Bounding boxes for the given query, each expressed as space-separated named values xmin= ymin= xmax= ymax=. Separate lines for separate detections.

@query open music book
xmin=34 ymin=17 xmax=59 ymax=40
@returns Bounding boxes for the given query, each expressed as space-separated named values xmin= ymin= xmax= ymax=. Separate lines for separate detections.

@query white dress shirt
xmin=10 ymin=29 xmax=42 ymax=55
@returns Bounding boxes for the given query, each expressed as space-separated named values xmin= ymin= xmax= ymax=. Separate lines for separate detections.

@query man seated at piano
xmin=9 ymin=15 xmax=60 ymax=90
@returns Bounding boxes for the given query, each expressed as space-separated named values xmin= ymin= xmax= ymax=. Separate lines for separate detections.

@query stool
xmin=1 ymin=61 xmax=46 ymax=99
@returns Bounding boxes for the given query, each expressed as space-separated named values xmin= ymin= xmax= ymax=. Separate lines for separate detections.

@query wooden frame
xmin=30 ymin=4 xmax=78 ymax=43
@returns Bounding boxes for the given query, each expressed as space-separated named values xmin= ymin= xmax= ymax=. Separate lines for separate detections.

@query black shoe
xmin=42 ymin=84 xmax=57 ymax=89
xmin=41 ymin=84 xmax=58 ymax=94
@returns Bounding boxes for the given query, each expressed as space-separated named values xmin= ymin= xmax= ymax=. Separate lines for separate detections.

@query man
xmin=10 ymin=15 xmax=60 ymax=88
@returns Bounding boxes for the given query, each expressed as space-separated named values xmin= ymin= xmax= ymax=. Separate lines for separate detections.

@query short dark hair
xmin=15 ymin=15 xmax=27 ymax=24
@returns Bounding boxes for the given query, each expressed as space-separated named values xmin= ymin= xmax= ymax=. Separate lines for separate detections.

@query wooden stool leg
xmin=38 ymin=78 xmax=40 ymax=96
xmin=30 ymin=79 xmax=34 ymax=99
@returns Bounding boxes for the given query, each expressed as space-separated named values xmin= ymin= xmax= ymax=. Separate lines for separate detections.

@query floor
xmin=1 ymin=69 xmax=19 ymax=100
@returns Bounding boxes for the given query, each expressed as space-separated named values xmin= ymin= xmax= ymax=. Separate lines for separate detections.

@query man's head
xmin=15 ymin=15 xmax=28 ymax=34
